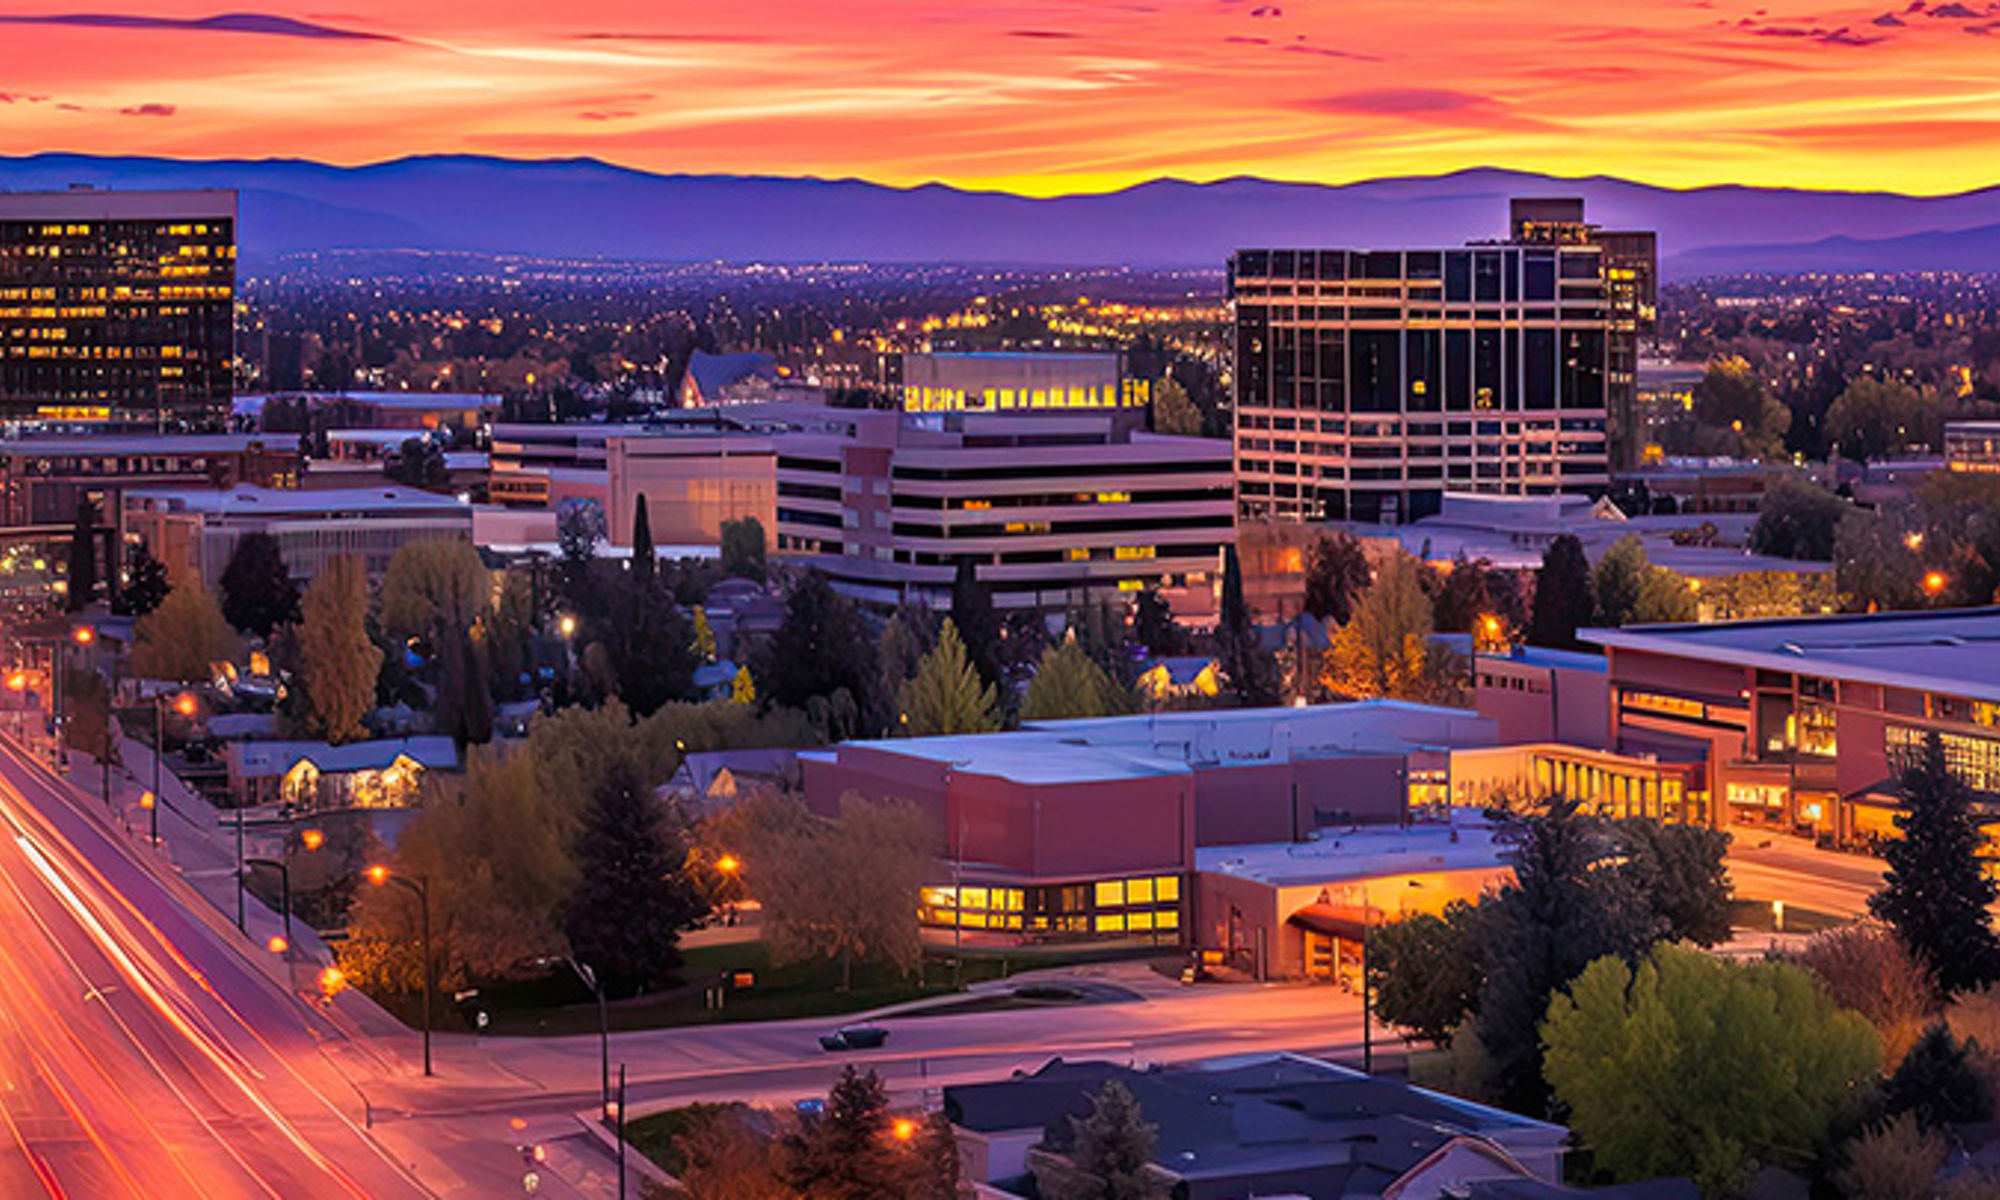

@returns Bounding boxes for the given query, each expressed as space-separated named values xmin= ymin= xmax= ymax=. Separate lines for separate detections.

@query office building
xmin=1946 ymin=420 xmax=2000 ymax=474
xmin=890 ymin=351 xmax=1148 ymax=414
xmin=123 ymin=484 xmax=473 ymax=588
xmin=0 ymin=434 xmax=297 ymax=529
xmin=776 ymin=408 xmax=1230 ymax=614
xmin=1231 ymin=198 xmax=1654 ymax=524
xmin=0 ymin=188 xmax=236 ymax=426
xmin=1586 ymin=609 xmax=2000 ymax=849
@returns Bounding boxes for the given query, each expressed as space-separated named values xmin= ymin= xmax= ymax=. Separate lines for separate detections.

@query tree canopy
xmin=294 ymin=556 xmax=381 ymax=744
xmin=1870 ymin=731 xmax=2000 ymax=995
xmin=1022 ymin=638 xmax=1132 ymax=721
xmin=1543 ymin=945 xmax=1879 ymax=1198
xmin=1527 ymin=535 xmax=1594 ymax=650
xmin=720 ymin=516 xmax=767 ymax=582
xmin=1593 ymin=535 xmax=1698 ymax=627
xmin=1827 ymin=376 xmax=1941 ymax=463
xmin=1752 ymin=476 xmax=1850 ymax=562
xmin=1319 ymin=551 xmax=1463 ymax=704
xmin=131 ymin=576 xmax=238 ymax=683
xmin=379 ymin=538 xmax=490 ymax=645
xmin=1303 ymin=531 xmax=1371 ymax=625
xmin=219 ymin=532 xmax=300 ymax=637
xmin=564 ymin=761 xmax=699 ymax=995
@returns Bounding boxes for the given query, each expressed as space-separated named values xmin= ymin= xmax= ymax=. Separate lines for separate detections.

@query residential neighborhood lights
xmin=367 ymin=865 xmax=435 ymax=1076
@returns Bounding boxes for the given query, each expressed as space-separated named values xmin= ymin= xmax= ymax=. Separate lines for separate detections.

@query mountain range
xmin=5 ymin=153 xmax=2000 ymax=277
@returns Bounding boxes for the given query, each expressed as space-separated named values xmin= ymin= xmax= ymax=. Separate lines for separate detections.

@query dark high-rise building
xmin=0 ymin=188 xmax=237 ymax=428
xmin=1231 ymin=198 xmax=1656 ymax=525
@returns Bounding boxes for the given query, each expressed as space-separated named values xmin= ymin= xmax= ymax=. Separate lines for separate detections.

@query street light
xmin=244 ymin=856 xmax=293 ymax=955
xmin=150 ymin=691 xmax=197 ymax=849
xmin=367 ymin=865 xmax=434 ymax=1076
xmin=558 ymin=957 xmax=612 ymax=1120
xmin=1923 ymin=570 xmax=1949 ymax=598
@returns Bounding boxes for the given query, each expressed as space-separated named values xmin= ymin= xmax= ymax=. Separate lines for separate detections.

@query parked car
xmin=818 ymin=1024 xmax=889 ymax=1051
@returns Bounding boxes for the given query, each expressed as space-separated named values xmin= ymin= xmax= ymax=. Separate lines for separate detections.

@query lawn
xmin=478 ymin=941 xmax=1022 ymax=1037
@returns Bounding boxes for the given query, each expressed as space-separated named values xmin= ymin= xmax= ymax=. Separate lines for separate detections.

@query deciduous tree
xmin=131 ymin=576 xmax=239 ymax=683
xmin=379 ymin=538 xmax=490 ymax=645
xmin=1303 ymin=531 xmax=1371 ymax=625
xmin=755 ymin=795 xmax=931 ymax=990
xmin=1827 ymin=376 xmax=1941 ymax=463
xmin=720 ymin=516 xmax=767 ymax=583
xmin=1367 ymin=902 xmax=1484 ymax=1046
xmin=1543 ymin=945 xmax=1879 ymax=1198
xmin=1752 ymin=475 xmax=1849 ymax=561
xmin=1794 ymin=924 xmax=1938 ymax=1065
xmin=295 ymin=556 xmax=381 ymax=745
xmin=1150 ymin=374 xmax=1202 ymax=436
xmin=116 ymin=541 xmax=172 ymax=617
xmin=1320 ymin=552 xmax=1463 ymax=705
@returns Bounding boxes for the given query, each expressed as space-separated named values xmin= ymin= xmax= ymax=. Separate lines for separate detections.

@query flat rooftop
xmin=0 ymin=188 xmax=237 ymax=220
xmin=0 ymin=434 xmax=279 ymax=457
xmin=123 ymin=483 xmax=472 ymax=517
xmin=1583 ymin=608 xmax=2000 ymax=703
xmin=1196 ymin=810 xmax=1510 ymax=887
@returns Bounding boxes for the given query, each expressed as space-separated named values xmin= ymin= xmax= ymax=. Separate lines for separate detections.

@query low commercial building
xmin=123 ymin=483 xmax=474 ymax=587
xmin=1946 ymin=420 xmax=2000 ymax=474
xmin=1474 ymin=645 xmax=1610 ymax=747
xmin=802 ymin=701 xmax=1499 ymax=950
xmin=945 ymin=1053 xmax=1605 ymax=1200
xmin=1586 ymin=609 xmax=2000 ymax=848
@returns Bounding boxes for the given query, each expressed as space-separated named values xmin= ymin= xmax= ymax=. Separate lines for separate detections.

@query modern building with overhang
xmin=1585 ymin=609 xmax=2000 ymax=850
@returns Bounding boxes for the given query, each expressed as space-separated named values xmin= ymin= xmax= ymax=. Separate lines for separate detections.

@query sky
xmin=2 ymin=0 xmax=2000 ymax=195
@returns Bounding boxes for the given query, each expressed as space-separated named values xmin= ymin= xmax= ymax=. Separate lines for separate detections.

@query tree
xmin=1751 ymin=475 xmax=1849 ymax=561
xmin=556 ymin=497 xmax=606 ymax=602
xmin=760 ymin=572 xmax=880 ymax=735
xmin=64 ymin=497 xmax=97 ymax=613
xmin=1594 ymin=535 xmax=1696 ymax=628
xmin=1319 ymin=552 xmax=1462 ymax=704
xmin=1474 ymin=798 xmax=1666 ymax=1112
xmin=1150 ymin=374 xmax=1201 ymax=436
xmin=1543 ymin=945 xmax=1879 ymax=1198
xmin=1883 ymin=1023 xmax=1994 ymax=1130
xmin=1870 ymin=731 xmax=2000 ymax=995
xmin=1527 ymin=535 xmax=1594 ymax=650
xmin=379 ymin=538 xmax=490 ymax=645
xmin=949 ymin=559 xmax=1004 ymax=689
xmin=294 ymin=556 xmax=382 ymax=745
xmin=786 ymin=1067 xmax=908 ymax=1200
xmin=437 ymin=629 xmax=494 ymax=748
xmin=341 ymin=748 xmax=577 ymax=992
xmin=1827 ymin=376 xmax=1941 ymax=462
xmin=1130 ymin=589 xmax=1185 ymax=657
xmin=116 ymin=541 xmax=172 ymax=617
xmin=63 ymin=667 xmax=111 ymax=761
xmin=386 ymin=436 xmax=446 ymax=489
xmin=1431 ymin=554 xmax=1497 ymax=635
xmin=673 ymin=1106 xmax=794 ymax=1200
xmin=731 ymin=665 xmax=756 ymax=705
xmin=631 ymin=495 xmax=656 ymax=585
xmin=1834 ymin=1114 xmax=1946 ymax=1200
xmin=691 ymin=606 xmax=716 ymax=661
xmin=1367 ymin=902 xmax=1484 ymax=1046
xmin=220 ymin=532 xmax=300 ymax=637
xmin=1022 ymin=639 xmax=1131 ymax=721
xmin=1794 ymin=924 xmax=1939 ymax=1066
xmin=1302 ymin=531 xmax=1371 ymax=625
xmin=564 ymin=762 xmax=698 ymax=996
xmin=1693 ymin=356 xmax=1790 ymax=459
xmin=1614 ymin=817 xmax=1732 ymax=946
xmin=756 ymin=794 xmax=931 ymax=990
xmin=577 ymin=565 xmax=696 ymax=717
xmin=1215 ymin=545 xmax=1279 ymax=706
xmin=131 ymin=577 xmax=238 ymax=683
xmin=897 ymin=620 xmax=999 ymax=735
xmin=1036 ymin=1079 xmax=1161 ymax=1200
xmin=720 ymin=516 xmax=766 ymax=583
xmin=1835 ymin=508 xmax=1926 ymax=613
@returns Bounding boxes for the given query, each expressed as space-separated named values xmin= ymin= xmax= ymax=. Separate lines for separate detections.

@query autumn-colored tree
xmin=131 ymin=576 xmax=239 ymax=682
xmin=294 ymin=556 xmax=381 ymax=745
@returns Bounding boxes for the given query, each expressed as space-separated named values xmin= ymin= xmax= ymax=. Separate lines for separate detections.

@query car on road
xmin=819 ymin=1023 xmax=889 ymax=1051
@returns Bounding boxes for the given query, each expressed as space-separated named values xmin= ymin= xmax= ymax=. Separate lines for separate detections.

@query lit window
xmin=1094 ymin=913 xmax=1126 ymax=933
xmin=1126 ymin=878 xmax=1155 ymax=905
xmin=1095 ymin=880 xmax=1126 ymax=907
xmin=1155 ymin=876 xmax=1180 ymax=902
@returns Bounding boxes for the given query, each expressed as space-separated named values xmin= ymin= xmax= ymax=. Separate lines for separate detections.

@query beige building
xmin=123 ymin=484 xmax=474 ymax=587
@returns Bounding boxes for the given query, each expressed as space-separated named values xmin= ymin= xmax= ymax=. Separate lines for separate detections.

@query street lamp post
xmin=150 ymin=691 xmax=196 ymax=848
xmin=367 ymin=866 xmax=434 ymax=1077
xmin=244 ymin=857 xmax=293 ymax=954
xmin=562 ymin=957 xmax=611 ymax=1120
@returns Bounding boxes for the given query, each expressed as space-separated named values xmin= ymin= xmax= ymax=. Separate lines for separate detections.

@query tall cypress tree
xmin=1216 ymin=546 xmax=1279 ymax=706
xmin=1871 ymin=732 xmax=2000 ymax=995
xmin=950 ymin=558 xmax=1003 ymax=688
xmin=1528 ymin=534 xmax=1595 ymax=650
xmin=631 ymin=493 xmax=656 ymax=585
xmin=65 ymin=498 xmax=98 ymax=613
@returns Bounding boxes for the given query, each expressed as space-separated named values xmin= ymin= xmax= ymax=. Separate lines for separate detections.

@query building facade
xmin=776 ymin=408 xmax=1232 ymax=613
xmin=123 ymin=484 xmax=474 ymax=588
xmin=1231 ymin=198 xmax=1654 ymax=525
xmin=0 ymin=189 xmax=236 ymax=426
xmin=1587 ymin=610 xmax=2000 ymax=851
xmin=890 ymin=351 xmax=1149 ymax=415
xmin=1946 ymin=420 xmax=2000 ymax=474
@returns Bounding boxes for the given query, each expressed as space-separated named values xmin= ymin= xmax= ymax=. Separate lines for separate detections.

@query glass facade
xmin=0 ymin=193 xmax=236 ymax=426
xmin=921 ymin=874 xmax=1183 ymax=944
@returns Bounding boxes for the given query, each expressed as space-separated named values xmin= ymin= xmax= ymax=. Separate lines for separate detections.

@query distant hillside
xmin=5 ymin=153 xmax=2000 ymax=277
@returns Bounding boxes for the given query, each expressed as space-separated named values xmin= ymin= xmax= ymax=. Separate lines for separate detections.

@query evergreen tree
xmin=1150 ymin=374 xmax=1202 ymax=436
xmin=1303 ymin=531 xmax=1371 ymax=625
xmin=730 ymin=665 xmax=755 ymax=705
xmin=1022 ymin=639 xmax=1129 ymax=721
xmin=295 ymin=556 xmax=382 ymax=745
xmin=950 ymin=559 xmax=1004 ymax=689
xmin=691 ymin=605 xmax=716 ymax=661
xmin=909 ymin=1110 xmax=968 ymax=1200
xmin=786 ymin=1067 xmax=908 ymax=1200
xmin=631 ymin=494 xmax=656 ymax=585
xmin=580 ymin=567 xmax=695 ymax=717
xmin=1870 ymin=732 xmax=2000 ymax=994
xmin=563 ymin=761 xmax=696 ymax=996
xmin=1431 ymin=553 xmax=1495 ymax=636
xmin=437 ymin=629 xmax=494 ymax=749
xmin=116 ymin=541 xmax=172 ymax=617
xmin=1131 ymin=588 xmax=1186 ymax=657
xmin=1528 ymin=534 xmax=1595 ymax=650
xmin=1884 ymin=1023 xmax=1994 ymax=1130
xmin=64 ymin=497 xmax=98 ymax=613
xmin=760 ymin=571 xmax=881 ymax=727
xmin=1216 ymin=545 xmax=1280 ymax=706
xmin=220 ymin=532 xmax=301 ymax=637
xmin=898 ymin=620 xmax=1000 ymax=736
xmin=1040 ymin=1079 xmax=1159 ymax=1200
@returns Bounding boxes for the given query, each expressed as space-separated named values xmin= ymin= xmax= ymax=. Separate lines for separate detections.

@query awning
xmin=1287 ymin=903 xmax=1385 ymax=941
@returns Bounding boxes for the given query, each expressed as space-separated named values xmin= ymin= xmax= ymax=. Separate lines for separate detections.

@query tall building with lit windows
xmin=1230 ymin=198 xmax=1654 ymax=525
xmin=889 ymin=351 xmax=1150 ymax=414
xmin=0 ymin=188 xmax=237 ymax=428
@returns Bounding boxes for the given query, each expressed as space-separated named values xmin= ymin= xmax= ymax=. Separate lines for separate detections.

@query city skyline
xmin=2 ymin=1 xmax=2000 ymax=196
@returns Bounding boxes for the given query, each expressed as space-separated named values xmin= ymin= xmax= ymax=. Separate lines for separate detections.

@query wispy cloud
xmin=0 ymin=11 xmax=397 ymax=40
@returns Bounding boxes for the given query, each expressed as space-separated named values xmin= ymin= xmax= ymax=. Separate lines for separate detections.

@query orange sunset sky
xmin=1 ymin=0 xmax=1998 ymax=194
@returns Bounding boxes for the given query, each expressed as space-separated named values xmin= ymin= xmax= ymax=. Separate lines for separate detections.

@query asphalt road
xmin=0 ymin=739 xmax=432 ymax=1200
